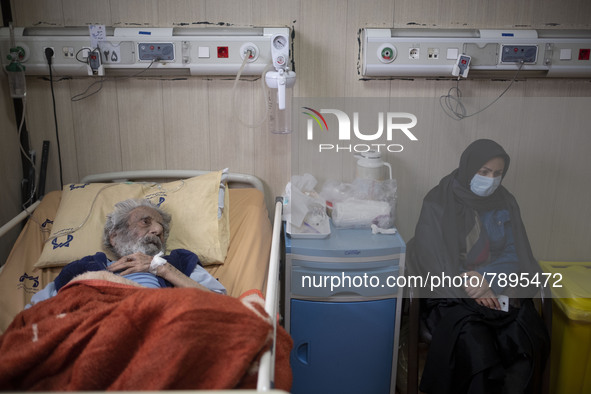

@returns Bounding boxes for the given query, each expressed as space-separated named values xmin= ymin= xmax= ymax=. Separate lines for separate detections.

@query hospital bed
xmin=0 ymin=169 xmax=290 ymax=391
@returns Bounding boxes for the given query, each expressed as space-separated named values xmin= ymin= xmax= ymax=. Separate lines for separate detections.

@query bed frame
xmin=0 ymin=170 xmax=283 ymax=392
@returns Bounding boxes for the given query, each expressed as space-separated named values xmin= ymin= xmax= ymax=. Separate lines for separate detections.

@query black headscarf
xmin=456 ymin=139 xmax=510 ymax=188
xmin=408 ymin=139 xmax=539 ymax=298
xmin=453 ymin=139 xmax=510 ymax=211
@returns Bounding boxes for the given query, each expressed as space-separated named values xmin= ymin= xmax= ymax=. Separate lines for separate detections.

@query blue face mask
xmin=470 ymin=174 xmax=502 ymax=197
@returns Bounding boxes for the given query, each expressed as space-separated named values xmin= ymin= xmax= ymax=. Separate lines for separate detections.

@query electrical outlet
xmin=42 ymin=46 xmax=55 ymax=58
xmin=409 ymin=47 xmax=420 ymax=60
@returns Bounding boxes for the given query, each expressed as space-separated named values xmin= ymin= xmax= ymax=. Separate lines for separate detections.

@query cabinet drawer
xmin=290 ymin=298 xmax=396 ymax=394
xmin=291 ymin=260 xmax=399 ymax=298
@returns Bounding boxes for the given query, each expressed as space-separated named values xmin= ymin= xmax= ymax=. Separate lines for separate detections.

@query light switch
xmin=447 ymin=48 xmax=459 ymax=60
xmin=198 ymin=46 xmax=210 ymax=58
xmin=560 ymin=48 xmax=572 ymax=60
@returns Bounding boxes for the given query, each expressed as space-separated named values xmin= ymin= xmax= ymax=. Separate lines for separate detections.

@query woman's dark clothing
xmin=408 ymin=139 xmax=550 ymax=394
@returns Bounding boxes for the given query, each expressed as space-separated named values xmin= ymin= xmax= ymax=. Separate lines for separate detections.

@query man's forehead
xmin=128 ymin=206 xmax=164 ymax=222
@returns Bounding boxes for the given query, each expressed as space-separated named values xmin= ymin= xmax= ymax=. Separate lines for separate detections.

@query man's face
xmin=110 ymin=206 xmax=166 ymax=258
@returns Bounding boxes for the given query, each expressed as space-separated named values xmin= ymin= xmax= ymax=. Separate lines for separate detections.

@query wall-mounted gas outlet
xmin=377 ymin=43 xmax=396 ymax=63
xmin=240 ymin=42 xmax=259 ymax=62
xmin=9 ymin=44 xmax=29 ymax=62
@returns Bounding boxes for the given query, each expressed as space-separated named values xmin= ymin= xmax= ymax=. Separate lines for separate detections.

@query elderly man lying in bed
xmin=29 ymin=199 xmax=226 ymax=306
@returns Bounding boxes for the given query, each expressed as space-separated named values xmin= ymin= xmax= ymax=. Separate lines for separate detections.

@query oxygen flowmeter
xmin=265 ymin=33 xmax=296 ymax=134
xmin=5 ymin=46 xmax=27 ymax=98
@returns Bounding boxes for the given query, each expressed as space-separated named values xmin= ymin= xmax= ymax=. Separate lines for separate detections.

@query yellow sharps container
xmin=539 ymin=261 xmax=591 ymax=394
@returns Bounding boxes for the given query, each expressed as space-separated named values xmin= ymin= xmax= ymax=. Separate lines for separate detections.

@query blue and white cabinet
xmin=285 ymin=224 xmax=406 ymax=394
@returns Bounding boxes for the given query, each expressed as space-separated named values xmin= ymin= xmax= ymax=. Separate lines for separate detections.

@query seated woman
xmin=407 ymin=139 xmax=550 ymax=394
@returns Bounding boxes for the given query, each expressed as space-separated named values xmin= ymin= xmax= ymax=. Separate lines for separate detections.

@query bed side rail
xmin=81 ymin=170 xmax=264 ymax=192
xmin=0 ymin=201 xmax=41 ymax=240
xmin=257 ymin=197 xmax=283 ymax=391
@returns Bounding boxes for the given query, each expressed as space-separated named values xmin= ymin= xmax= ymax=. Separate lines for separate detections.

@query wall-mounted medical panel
xmin=361 ymin=28 xmax=591 ymax=78
xmin=0 ymin=26 xmax=290 ymax=76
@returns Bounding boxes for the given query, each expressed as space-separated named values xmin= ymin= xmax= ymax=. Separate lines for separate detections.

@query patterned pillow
xmin=34 ymin=170 xmax=230 ymax=268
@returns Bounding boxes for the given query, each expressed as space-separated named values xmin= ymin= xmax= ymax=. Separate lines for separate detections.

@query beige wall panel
xmin=69 ymin=79 xmax=122 ymax=178
xmin=207 ymin=80 xmax=255 ymax=174
xmin=251 ymin=0 xmax=300 ymax=27
xmin=110 ymin=0 xmax=159 ymax=27
xmin=24 ymin=77 xmax=78 ymax=190
xmin=524 ymin=79 xmax=591 ymax=97
xmin=161 ymin=78 xmax=211 ymax=170
xmin=507 ymin=98 xmax=589 ymax=261
xmin=255 ymin=130 xmax=291 ymax=203
xmin=11 ymin=0 xmax=64 ymax=26
xmin=115 ymin=78 xmax=166 ymax=170
xmin=296 ymin=0 xmax=347 ymax=98
xmin=293 ymin=126 xmax=345 ymax=185
xmin=204 ymin=0 xmax=253 ymax=26
xmin=203 ymin=0 xmax=255 ymax=174
xmin=393 ymin=0 xmax=535 ymax=29
xmin=533 ymin=0 xmax=591 ymax=29
xmin=156 ymin=0 xmax=206 ymax=26
xmin=62 ymin=0 xmax=112 ymax=26
xmin=292 ymin=0 xmax=348 ymax=186
xmin=546 ymin=99 xmax=591 ymax=260
xmin=345 ymin=0 xmax=394 ymax=97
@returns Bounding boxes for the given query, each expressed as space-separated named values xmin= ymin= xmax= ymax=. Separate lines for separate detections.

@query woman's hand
xmin=462 ymin=271 xmax=501 ymax=310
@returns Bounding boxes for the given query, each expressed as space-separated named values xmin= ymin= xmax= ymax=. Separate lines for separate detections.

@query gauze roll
xmin=332 ymin=199 xmax=391 ymax=228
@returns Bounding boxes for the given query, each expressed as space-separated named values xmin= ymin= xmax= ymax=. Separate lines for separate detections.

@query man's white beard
xmin=112 ymin=232 xmax=163 ymax=258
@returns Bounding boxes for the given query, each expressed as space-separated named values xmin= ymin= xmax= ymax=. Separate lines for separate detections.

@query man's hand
xmin=462 ymin=271 xmax=501 ymax=310
xmin=108 ymin=252 xmax=210 ymax=292
xmin=107 ymin=252 xmax=153 ymax=276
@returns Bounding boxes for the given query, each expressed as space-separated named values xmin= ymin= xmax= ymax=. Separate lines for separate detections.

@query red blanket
xmin=0 ymin=278 xmax=292 ymax=391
